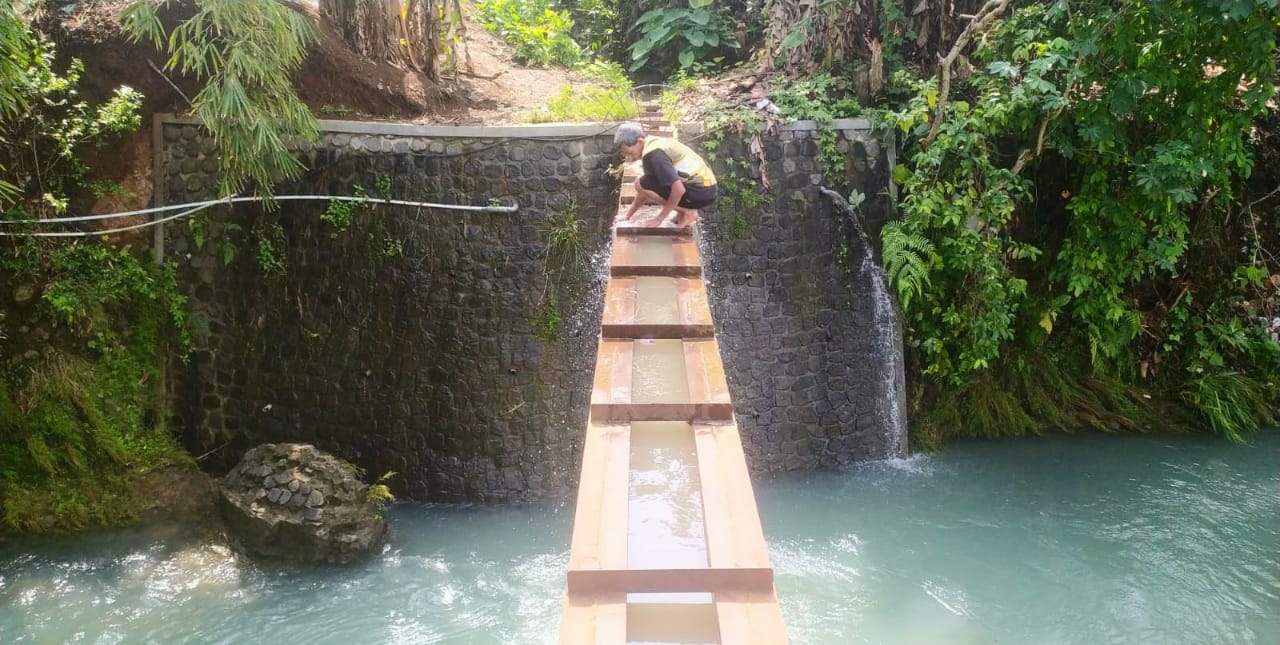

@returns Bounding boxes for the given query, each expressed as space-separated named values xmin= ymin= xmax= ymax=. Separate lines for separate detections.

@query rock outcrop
xmin=219 ymin=443 xmax=387 ymax=564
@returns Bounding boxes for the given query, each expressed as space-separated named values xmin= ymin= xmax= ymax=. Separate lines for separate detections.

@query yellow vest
xmin=642 ymin=137 xmax=717 ymax=188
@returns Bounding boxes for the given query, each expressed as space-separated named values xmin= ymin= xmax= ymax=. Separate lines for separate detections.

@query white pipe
xmin=0 ymin=194 xmax=519 ymax=237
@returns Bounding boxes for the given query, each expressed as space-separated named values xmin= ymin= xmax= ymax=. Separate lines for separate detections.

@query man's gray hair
xmin=614 ymin=122 xmax=646 ymax=146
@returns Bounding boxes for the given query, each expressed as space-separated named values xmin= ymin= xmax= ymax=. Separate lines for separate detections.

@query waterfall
xmin=819 ymin=187 xmax=908 ymax=458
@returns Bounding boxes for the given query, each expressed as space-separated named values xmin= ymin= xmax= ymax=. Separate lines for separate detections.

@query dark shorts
xmin=639 ymin=175 xmax=719 ymax=210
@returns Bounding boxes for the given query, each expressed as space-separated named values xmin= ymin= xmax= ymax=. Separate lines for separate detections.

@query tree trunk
xmin=319 ymin=0 xmax=441 ymax=81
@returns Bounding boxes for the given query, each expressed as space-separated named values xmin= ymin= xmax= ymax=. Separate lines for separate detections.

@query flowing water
xmin=2 ymin=432 xmax=1277 ymax=644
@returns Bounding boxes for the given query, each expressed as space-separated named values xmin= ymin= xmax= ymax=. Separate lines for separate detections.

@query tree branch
xmin=147 ymin=59 xmax=193 ymax=107
xmin=1011 ymin=106 xmax=1062 ymax=176
xmin=923 ymin=0 xmax=1010 ymax=148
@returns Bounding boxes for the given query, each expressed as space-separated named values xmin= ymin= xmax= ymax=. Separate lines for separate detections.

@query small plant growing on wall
xmin=254 ymin=220 xmax=288 ymax=275
xmin=533 ymin=297 xmax=561 ymax=342
xmin=542 ymin=197 xmax=585 ymax=273
xmin=533 ymin=196 xmax=587 ymax=341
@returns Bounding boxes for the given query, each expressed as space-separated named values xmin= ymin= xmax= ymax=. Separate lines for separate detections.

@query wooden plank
xmin=609 ymin=235 xmax=635 ymax=268
xmin=590 ymin=340 xmax=633 ymax=406
xmin=566 ymin=567 xmax=773 ymax=595
xmin=589 ymin=402 xmax=734 ymax=423
xmin=559 ymin=593 xmax=627 ymax=645
xmin=615 ymin=224 xmax=693 ymax=237
xmin=626 ymin=603 xmax=720 ymax=644
xmin=672 ymin=238 xmax=702 ymax=267
xmin=568 ymin=423 xmax=631 ymax=571
xmin=609 ymin=237 xmax=701 ymax=278
xmin=601 ymin=323 xmax=714 ymax=340
xmin=715 ymin=590 xmax=789 ymax=645
xmin=609 ymin=264 xmax=702 ymax=278
xmin=602 ymin=279 xmax=636 ymax=327
xmin=677 ymin=279 xmax=713 ymax=327
xmin=684 ymin=339 xmax=731 ymax=406
xmin=694 ymin=423 xmax=770 ymax=570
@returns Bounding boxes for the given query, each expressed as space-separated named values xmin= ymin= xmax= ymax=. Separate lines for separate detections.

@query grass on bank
xmin=914 ymin=350 xmax=1278 ymax=451
xmin=526 ymin=61 xmax=638 ymax=123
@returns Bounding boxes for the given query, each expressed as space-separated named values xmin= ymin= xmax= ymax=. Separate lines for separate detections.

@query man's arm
xmin=620 ymin=180 xmax=647 ymax=220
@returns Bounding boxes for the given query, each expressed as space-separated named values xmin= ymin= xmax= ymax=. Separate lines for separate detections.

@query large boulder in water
xmin=218 ymin=443 xmax=387 ymax=564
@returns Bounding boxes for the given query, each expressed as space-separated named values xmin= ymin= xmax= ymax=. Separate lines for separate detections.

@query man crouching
xmin=614 ymin=122 xmax=719 ymax=228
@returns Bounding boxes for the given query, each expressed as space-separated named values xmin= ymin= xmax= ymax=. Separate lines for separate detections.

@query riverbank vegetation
xmin=614 ymin=0 xmax=1279 ymax=446
xmin=0 ymin=23 xmax=192 ymax=532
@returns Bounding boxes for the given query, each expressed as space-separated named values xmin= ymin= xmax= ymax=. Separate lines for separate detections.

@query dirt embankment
xmin=32 ymin=0 xmax=580 ymax=218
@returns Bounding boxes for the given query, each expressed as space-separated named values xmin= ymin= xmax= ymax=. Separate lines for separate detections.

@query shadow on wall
xmin=159 ymin=118 xmax=621 ymax=503
xmin=686 ymin=119 xmax=908 ymax=470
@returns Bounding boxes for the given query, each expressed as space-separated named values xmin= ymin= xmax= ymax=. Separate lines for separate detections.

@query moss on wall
xmin=1 ymin=241 xmax=193 ymax=534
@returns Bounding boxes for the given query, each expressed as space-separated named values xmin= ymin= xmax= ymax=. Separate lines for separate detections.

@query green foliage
xmin=0 ymin=37 xmax=142 ymax=217
xmin=532 ymin=197 xmax=586 ymax=341
xmin=917 ymin=351 xmax=1159 ymax=451
xmin=883 ymin=0 xmax=1279 ymax=441
xmin=698 ymin=108 xmax=769 ymax=239
xmin=769 ymin=73 xmax=862 ymax=176
xmin=628 ymin=2 xmax=736 ymax=73
xmin=659 ymin=72 xmax=698 ymax=123
xmin=364 ymin=471 xmax=397 ymax=510
xmin=713 ymin=158 xmax=770 ymax=240
xmin=478 ymin=0 xmax=581 ymax=67
xmin=379 ymin=238 xmax=404 ymax=259
xmin=322 ymin=178 xmax=393 ymax=236
xmin=0 ymin=0 xmax=30 ymax=121
xmin=880 ymin=221 xmax=934 ymax=311
xmin=321 ymin=199 xmax=359 ymax=236
xmin=122 ymin=0 xmax=319 ymax=195
xmin=1181 ymin=372 xmax=1278 ymax=443
xmin=527 ymin=64 xmax=636 ymax=122
xmin=373 ymin=173 xmax=393 ymax=199
xmin=32 ymin=244 xmax=190 ymax=354
xmin=578 ymin=59 xmax=630 ymax=86
xmin=0 ymin=13 xmax=194 ymax=535
xmin=0 ymin=243 xmax=193 ymax=533
xmin=564 ymin=0 xmax=618 ymax=55
xmin=318 ymin=104 xmax=351 ymax=117
xmin=533 ymin=296 xmax=560 ymax=341
xmin=542 ymin=197 xmax=586 ymax=272
xmin=254 ymin=220 xmax=288 ymax=275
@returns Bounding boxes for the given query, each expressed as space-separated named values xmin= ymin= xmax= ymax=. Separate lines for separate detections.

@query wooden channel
xmin=559 ymin=115 xmax=788 ymax=644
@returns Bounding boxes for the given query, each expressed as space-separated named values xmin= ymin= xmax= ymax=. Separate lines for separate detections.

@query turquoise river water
xmin=2 ymin=431 xmax=1277 ymax=644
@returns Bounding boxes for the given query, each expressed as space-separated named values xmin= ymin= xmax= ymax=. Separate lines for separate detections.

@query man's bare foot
xmin=644 ymin=214 xmax=667 ymax=227
xmin=674 ymin=210 xmax=699 ymax=228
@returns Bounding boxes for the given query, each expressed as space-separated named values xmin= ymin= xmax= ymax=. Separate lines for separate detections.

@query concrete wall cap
xmin=157 ymin=114 xmax=620 ymax=139
xmin=780 ymin=118 xmax=874 ymax=131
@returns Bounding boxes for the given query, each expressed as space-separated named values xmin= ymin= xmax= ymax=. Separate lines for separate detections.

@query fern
xmin=881 ymin=221 xmax=934 ymax=310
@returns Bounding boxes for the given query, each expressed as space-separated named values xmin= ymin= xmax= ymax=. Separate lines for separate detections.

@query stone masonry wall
xmin=159 ymin=117 xmax=617 ymax=502
xmin=684 ymin=118 xmax=908 ymax=470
